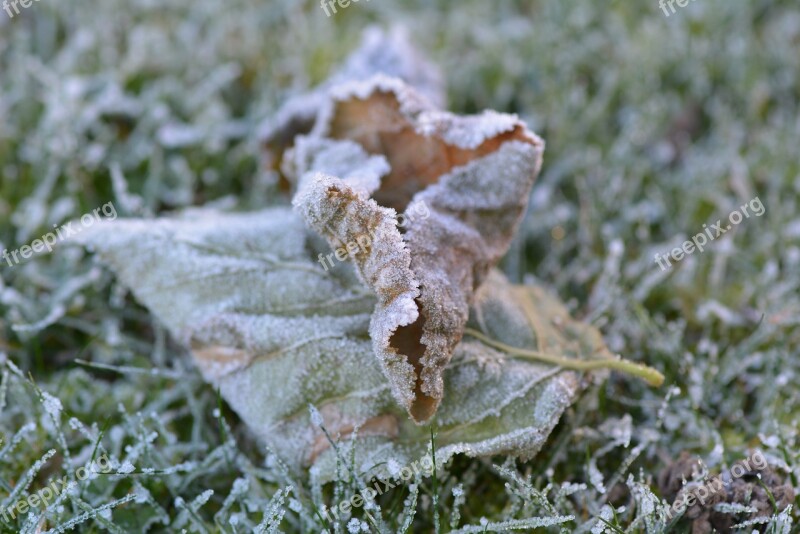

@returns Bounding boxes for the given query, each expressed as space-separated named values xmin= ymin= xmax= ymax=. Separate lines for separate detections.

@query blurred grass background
xmin=1 ymin=0 xmax=799 ymax=531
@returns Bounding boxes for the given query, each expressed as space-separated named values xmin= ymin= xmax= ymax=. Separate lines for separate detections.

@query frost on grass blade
xmin=291 ymin=75 xmax=544 ymax=423
xmin=77 ymin=210 xmax=607 ymax=481
xmin=451 ymin=515 xmax=575 ymax=533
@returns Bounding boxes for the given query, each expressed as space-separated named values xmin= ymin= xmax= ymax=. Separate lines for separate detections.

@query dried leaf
xmin=72 ymin=31 xmax=664 ymax=481
xmin=75 ymin=208 xmax=610 ymax=481
xmin=290 ymin=75 xmax=545 ymax=422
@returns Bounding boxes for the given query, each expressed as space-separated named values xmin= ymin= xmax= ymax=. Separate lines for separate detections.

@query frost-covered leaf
xmin=291 ymin=75 xmax=544 ymax=422
xmin=76 ymin=207 xmax=610 ymax=481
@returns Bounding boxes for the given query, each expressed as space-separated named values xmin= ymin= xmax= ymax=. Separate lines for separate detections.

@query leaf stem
xmin=463 ymin=328 xmax=664 ymax=387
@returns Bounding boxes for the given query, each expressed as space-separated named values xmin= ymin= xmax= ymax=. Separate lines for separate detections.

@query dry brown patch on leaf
xmin=325 ymin=88 xmax=533 ymax=211
xmin=309 ymin=410 xmax=400 ymax=464
xmin=191 ymin=345 xmax=253 ymax=381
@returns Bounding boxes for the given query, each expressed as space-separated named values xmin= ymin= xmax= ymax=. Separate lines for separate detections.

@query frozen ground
xmin=1 ymin=0 xmax=799 ymax=532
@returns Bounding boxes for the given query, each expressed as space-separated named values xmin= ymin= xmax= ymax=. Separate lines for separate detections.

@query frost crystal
xmin=42 ymin=391 xmax=63 ymax=421
xmin=308 ymin=405 xmax=324 ymax=427
xmin=118 ymin=461 xmax=136 ymax=474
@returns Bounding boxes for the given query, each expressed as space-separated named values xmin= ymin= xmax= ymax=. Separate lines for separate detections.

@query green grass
xmin=1 ymin=0 xmax=799 ymax=531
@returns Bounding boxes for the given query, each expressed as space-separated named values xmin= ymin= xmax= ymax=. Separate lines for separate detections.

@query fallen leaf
xmin=73 ymin=30 xmax=664 ymax=481
xmin=76 ymin=207 xmax=630 ymax=482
